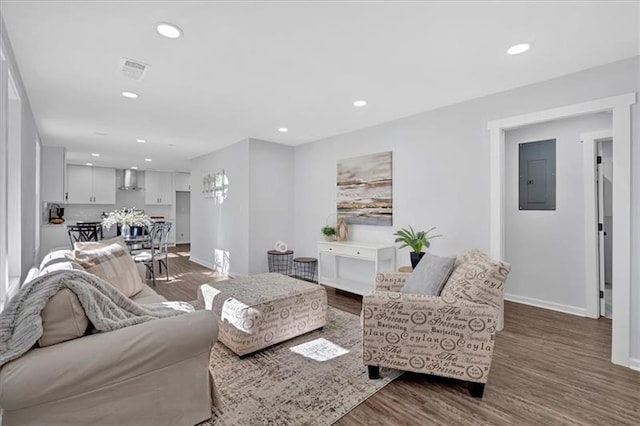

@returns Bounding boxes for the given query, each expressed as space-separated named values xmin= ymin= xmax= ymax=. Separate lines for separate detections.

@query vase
xmin=121 ymin=224 xmax=130 ymax=237
xmin=410 ymin=252 xmax=425 ymax=268
xmin=335 ymin=216 xmax=349 ymax=241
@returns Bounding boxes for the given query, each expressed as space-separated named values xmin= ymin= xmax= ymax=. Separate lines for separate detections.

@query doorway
xmin=596 ymin=140 xmax=613 ymax=318
xmin=489 ymin=93 xmax=635 ymax=367
xmin=175 ymin=191 xmax=191 ymax=244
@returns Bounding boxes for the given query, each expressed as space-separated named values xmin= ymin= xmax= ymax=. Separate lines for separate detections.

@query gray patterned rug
xmin=201 ymin=307 xmax=402 ymax=425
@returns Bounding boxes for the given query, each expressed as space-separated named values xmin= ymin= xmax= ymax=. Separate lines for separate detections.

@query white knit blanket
xmin=0 ymin=269 xmax=193 ymax=367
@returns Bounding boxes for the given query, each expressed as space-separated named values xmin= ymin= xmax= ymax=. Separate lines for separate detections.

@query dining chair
xmin=132 ymin=222 xmax=172 ymax=286
xmin=66 ymin=223 xmax=101 ymax=248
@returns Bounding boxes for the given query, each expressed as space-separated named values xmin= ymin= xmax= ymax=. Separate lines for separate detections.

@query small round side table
xmin=293 ymin=257 xmax=318 ymax=282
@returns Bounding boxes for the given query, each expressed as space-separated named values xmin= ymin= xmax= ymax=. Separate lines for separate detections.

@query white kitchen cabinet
xmin=41 ymin=146 xmax=66 ymax=203
xmin=145 ymin=171 xmax=173 ymax=205
xmin=92 ymin=167 xmax=117 ymax=204
xmin=174 ymin=172 xmax=191 ymax=192
xmin=66 ymin=165 xmax=116 ymax=204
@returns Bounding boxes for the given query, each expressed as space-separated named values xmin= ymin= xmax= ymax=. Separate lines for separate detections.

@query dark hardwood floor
xmin=156 ymin=245 xmax=640 ymax=425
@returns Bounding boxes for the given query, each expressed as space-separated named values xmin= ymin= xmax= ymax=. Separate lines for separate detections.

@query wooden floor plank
xmin=157 ymin=245 xmax=640 ymax=425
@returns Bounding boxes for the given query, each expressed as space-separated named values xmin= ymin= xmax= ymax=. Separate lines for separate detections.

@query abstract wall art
xmin=337 ymin=151 xmax=392 ymax=226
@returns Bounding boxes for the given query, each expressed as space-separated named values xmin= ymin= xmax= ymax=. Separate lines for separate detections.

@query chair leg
xmin=145 ymin=263 xmax=155 ymax=287
xmin=368 ymin=366 xmax=380 ymax=379
xmin=468 ymin=382 xmax=485 ymax=398
xmin=164 ymin=259 xmax=169 ymax=280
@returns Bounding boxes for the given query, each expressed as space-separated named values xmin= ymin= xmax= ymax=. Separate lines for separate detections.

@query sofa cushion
xmin=73 ymin=238 xmax=144 ymax=298
xmin=440 ymin=249 xmax=511 ymax=309
xmin=131 ymin=284 xmax=168 ymax=304
xmin=400 ymin=253 xmax=456 ymax=296
xmin=37 ymin=261 xmax=89 ymax=348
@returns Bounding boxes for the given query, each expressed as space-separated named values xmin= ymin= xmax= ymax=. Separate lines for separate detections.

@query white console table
xmin=317 ymin=240 xmax=396 ymax=296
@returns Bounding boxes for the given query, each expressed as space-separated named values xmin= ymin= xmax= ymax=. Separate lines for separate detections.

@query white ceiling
xmin=1 ymin=1 xmax=638 ymax=172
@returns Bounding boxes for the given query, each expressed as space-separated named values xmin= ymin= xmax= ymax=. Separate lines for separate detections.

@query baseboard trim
xmin=504 ymin=293 xmax=587 ymax=317
xmin=629 ymin=358 xmax=640 ymax=371
xmin=189 ymin=256 xmax=215 ymax=270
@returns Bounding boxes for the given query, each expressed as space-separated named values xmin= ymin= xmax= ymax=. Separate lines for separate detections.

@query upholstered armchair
xmin=362 ymin=251 xmax=509 ymax=398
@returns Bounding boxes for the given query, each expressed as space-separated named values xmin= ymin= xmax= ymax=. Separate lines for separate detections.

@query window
xmin=0 ymin=52 xmax=22 ymax=310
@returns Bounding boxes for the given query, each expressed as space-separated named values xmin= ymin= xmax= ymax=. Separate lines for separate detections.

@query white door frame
xmin=487 ymin=92 xmax=636 ymax=367
xmin=582 ymin=129 xmax=612 ymax=319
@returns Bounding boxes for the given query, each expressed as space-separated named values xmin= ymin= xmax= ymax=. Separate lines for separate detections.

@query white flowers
xmin=102 ymin=208 xmax=152 ymax=229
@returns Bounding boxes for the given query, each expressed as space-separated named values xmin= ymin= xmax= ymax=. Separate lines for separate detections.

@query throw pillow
xmin=73 ymin=237 xmax=145 ymax=298
xmin=38 ymin=260 xmax=90 ymax=347
xmin=440 ymin=249 xmax=511 ymax=309
xmin=400 ymin=253 xmax=456 ymax=296
xmin=39 ymin=248 xmax=74 ymax=270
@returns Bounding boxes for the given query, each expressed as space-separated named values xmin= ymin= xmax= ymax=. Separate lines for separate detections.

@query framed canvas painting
xmin=337 ymin=151 xmax=392 ymax=226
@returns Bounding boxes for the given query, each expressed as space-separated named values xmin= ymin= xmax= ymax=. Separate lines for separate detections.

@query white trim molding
xmin=487 ymin=92 xmax=636 ymax=368
xmin=630 ymin=358 xmax=640 ymax=372
xmin=189 ymin=256 xmax=215 ymax=270
xmin=505 ymin=293 xmax=587 ymax=317
xmin=581 ymin=129 xmax=613 ymax=319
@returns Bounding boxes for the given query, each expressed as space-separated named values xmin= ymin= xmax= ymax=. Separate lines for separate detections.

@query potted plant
xmin=321 ymin=226 xmax=336 ymax=241
xmin=393 ymin=225 xmax=441 ymax=268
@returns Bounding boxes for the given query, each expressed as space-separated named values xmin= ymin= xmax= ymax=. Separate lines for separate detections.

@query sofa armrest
xmin=375 ymin=272 xmax=410 ymax=292
xmin=0 ymin=310 xmax=218 ymax=411
xmin=362 ymin=291 xmax=498 ymax=383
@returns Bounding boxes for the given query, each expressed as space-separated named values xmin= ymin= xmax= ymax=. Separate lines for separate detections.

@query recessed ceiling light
xmin=144 ymin=158 xmax=152 ymax=162
xmin=131 ymin=166 xmax=138 ymax=170
xmin=91 ymin=153 xmax=100 ymax=157
xmin=86 ymin=162 xmax=93 ymax=166
xmin=278 ymin=127 xmax=289 ymax=133
xmin=507 ymin=43 xmax=531 ymax=55
xmin=121 ymin=91 xmax=139 ymax=99
xmin=353 ymin=100 xmax=367 ymax=107
xmin=168 ymin=143 xmax=176 ymax=147
xmin=136 ymin=139 xmax=146 ymax=143
xmin=156 ymin=22 xmax=183 ymax=39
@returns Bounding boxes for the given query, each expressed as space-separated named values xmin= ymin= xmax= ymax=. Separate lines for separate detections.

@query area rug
xmin=200 ymin=307 xmax=402 ymax=425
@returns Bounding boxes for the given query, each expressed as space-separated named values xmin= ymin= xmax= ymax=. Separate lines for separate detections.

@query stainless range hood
xmin=119 ymin=169 xmax=143 ymax=190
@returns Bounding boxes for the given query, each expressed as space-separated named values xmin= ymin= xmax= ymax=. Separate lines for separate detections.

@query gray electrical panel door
xmin=519 ymin=139 xmax=556 ymax=210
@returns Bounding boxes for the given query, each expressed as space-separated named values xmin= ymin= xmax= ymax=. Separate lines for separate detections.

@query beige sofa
xmin=0 ymin=248 xmax=218 ymax=425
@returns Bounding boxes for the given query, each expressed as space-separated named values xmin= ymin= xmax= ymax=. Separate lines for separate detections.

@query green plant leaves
xmin=393 ymin=225 xmax=441 ymax=253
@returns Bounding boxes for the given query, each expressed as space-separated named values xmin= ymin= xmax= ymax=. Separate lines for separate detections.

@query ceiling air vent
xmin=118 ymin=58 xmax=150 ymax=81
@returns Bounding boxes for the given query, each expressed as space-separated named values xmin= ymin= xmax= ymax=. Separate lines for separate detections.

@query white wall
xmin=190 ymin=138 xmax=294 ymax=276
xmin=504 ymin=113 xmax=612 ymax=314
xmin=190 ymin=139 xmax=250 ymax=275
xmin=0 ymin=13 xmax=39 ymax=279
xmin=248 ymin=139 xmax=294 ymax=275
xmin=293 ymin=56 xmax=639 ymax=361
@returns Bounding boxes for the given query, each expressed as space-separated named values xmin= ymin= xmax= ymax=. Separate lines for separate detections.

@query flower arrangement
xmin=102 ymin=208 xmax=152 ymax=230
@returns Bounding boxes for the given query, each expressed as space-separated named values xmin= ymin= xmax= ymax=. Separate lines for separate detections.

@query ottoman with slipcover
xmin=198 ymin=273 xmax=327 ymax=357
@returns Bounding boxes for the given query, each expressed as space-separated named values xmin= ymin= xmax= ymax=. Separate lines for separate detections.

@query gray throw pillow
xmin=400 ymin=253 xmax=456 ymax=296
